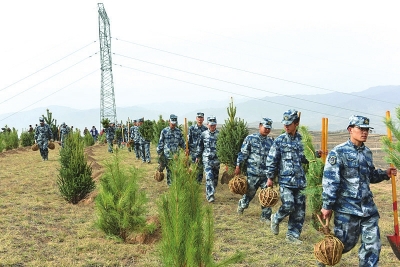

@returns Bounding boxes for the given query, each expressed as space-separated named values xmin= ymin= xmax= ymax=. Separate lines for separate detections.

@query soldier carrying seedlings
xmin=266 ymin=109 xmax=321 ymax=245
xmin=188 ymin=112 xmax=208 ymax=183
xmin=195 ymin=115 xmax=220 ymax=203
xmin=156 ymin=114 xmax=185 ymax=186
xmin=59 ymin=122 xmax=71 ymax=148
xmin=319 ymin=115 xmax=397 ymax=267
xmin=104 ymin=122 xmax=116 ymax=153
xmin=235 ymin=117 xmax=274 ymax=224
xmin=34 ymin=117 xmax=53 ymax=161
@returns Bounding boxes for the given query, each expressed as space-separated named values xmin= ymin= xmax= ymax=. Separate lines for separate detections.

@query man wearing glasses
xmin=319 ymin=115 xmax=397 ymax=267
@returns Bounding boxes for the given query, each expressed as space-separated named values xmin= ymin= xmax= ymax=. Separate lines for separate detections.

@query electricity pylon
xmin=98 ymin=3 xmax=117 ymax=128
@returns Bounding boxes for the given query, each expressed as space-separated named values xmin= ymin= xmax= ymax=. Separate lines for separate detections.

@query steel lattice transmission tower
xmin=98 ymin=3 xmax=117 ymax=127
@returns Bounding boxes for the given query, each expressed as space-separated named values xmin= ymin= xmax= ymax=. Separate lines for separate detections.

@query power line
xmin=0 ymin=41 xmax=97 ymax=93
xmin=114 ymin=37 xmax=398 ymax=106
xmin=113 ymin=62 xmax=378 ymax=123
xmin=113 ymin=52 xmax=383 ymax=119
xmin=0 ymin=52 xmax=98 ymax=105
xmin=0 ymin=70 xmax=99 ymax=122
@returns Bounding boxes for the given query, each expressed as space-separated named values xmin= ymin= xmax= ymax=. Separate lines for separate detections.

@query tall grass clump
xmin=158 ymin=152 xmax=243 ymax=266
xmin=1 ymin=127 xmax=19 ymax=151
xmin=57 ymin=131 xmax=95 ymax=204
xmin=95 ymin=151 xmax=150 ymax=241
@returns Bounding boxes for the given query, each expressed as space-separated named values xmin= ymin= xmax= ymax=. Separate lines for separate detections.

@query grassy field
xmin=0 ymin=130 xmax=399 ymax=267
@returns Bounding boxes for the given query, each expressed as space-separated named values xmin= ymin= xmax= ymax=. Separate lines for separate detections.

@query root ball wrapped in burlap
xmin=228 ymin=175 xmax=248 ymax=195
xmin=31 ymin=144 xmax=39 ymax=151
xmin=127 ymin=140 xmax=134 ymax=148
xmin=220 ymin=170 xmax=234 ymax=184
xmin=48 ymin=142 xmax=55 ymax=150
xmin=154 ymin=170 xmax=164 ymax=182
xmin=258 ymin=187 xmax=279 ymax=207
xmin=314 ymin=215 xmax=344 ymax=266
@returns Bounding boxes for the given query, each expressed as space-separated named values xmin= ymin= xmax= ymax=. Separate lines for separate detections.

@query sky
xmin=1 ymin=0 xmax=400 ymax=124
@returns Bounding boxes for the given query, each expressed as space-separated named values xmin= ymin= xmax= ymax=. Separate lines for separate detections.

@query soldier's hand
xmin=50 ymin=139 xmax=54 ymax=142
xmin=320 ymin=208 xmax=332 ymax=220
xmin=234 ymin=166 xmax=240 ymax=176
xmin=266 ymin=178 xmax=273 ymax=187
xmin=387 ymin=167 xmax=397 ymax=177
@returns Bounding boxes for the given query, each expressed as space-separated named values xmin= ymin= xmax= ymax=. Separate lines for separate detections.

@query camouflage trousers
xmin=333 ymin=211 xmax=381 ymax=267
xmin=141 ymin=142 xmax=151 ymax=163
xmin=190 ymin=154 xmax=204 ymax=183
xmin=107 ymin=139 xmax=114 ymax=153
xmin=134 ymin=142 xmax=141 ymax=159
xmin=203 ymin=159 xmax=220 ymax=201
xmin=37 ymin=139 xmax=49 ymax=160
xmin=238 ymin=174 xmax=271 ymax=220
xmin=272 ymin=186 xmax=305 ymax=239
xmin=158 ymin=155 xmax=172 ymax=186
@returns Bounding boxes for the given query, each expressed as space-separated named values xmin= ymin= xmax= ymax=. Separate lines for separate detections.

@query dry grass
xmin=0 ymin=131 xmax=399 ymax=267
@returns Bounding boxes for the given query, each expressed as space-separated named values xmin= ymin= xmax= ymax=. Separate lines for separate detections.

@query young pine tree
xmin=57 ymin=131 xmax=95 ymax=204
xmin=95 ymin=151 xmax=150 ymax=241
xmin=217 ymin=98 xmax=249 ymax=175
xmin=299 ymin=125 xmax=324 ymax=230
xmin=158 ymin=152 xmax=243 ymax=266
xmin=152 ymin=115 xmax=169 ymax=145
xmin=382 ymin=108 xmax=400 ymax=170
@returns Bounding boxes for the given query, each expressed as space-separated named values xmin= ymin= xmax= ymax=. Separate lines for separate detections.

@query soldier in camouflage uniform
xmin=156 ymin=114 xmax=185 ymax=186
xmin=236 ymin=118 xmax=274 ymax=224
xmin=188 ymin=112 xmax=208 ymax=182
xmin=104 ymin=122 xmax=115 ymax=153
xmin=195 ymin=116 xmax=219 ymax=203
xmin=139 ymin=119 xmax=151 ymax=163
xmin=128 ymin=119 xmax=137 ymax=153
xmin=134 ymin=119 xmax=142 ymax=159
xmin=265 ymin=109 xmax=310 ymax=245
xmin=34 ymin=117 xmax=53 ymax=161
xmin=319 ymin=115 xmax=397 ymax=267
xmin=59 ymin=122 xmax=70 ymax=148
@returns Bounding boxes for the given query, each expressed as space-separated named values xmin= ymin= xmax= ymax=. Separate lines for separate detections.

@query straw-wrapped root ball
xmin=48 ymin=142 xmax=55 ymax=150
xmin=314 ymin=233 xmax=344 ymax=266
xmin=154 ymin=170 xmax=164 ymax=182
xmin=31 ymin=144 xmax=39 ymax=151
xmin=258 ymin=187 xmax=279 ymax=207
xmin=228 ymin=175 xmax=248 ymax=195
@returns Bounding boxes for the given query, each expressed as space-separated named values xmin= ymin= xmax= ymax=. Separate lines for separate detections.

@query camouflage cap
xmin=348 ymin=115 xmax=374 ymax=129
xmin=260 ymin=118 xmax=273 ymax=129
xmin=39 ymin=117 xmax=44 ymax=122
xmin=281 ymin=109 xmax=299 ymax=126
xmin=138 ymin=118 xmax=144 ymax=123
xmin=196 ymin=112 xmax=204 ymax=118
xmin=170 ymin=114 xmax=178 ymax=124
xmin=207 ymin=116 xmax=217 ymax=126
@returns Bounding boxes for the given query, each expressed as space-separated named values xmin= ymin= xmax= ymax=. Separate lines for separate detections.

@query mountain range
xmin=1 ymin=85 xmax=399 ymax=135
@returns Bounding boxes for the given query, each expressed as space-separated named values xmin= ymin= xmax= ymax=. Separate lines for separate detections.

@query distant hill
xmin=1 ymin=85 xmax=399 ymax=134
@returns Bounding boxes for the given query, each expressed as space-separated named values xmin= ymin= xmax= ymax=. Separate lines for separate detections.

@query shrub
xmin=20 ymin=131 xmax=35 ymax=147
xmin=1 ymin=127 xmax=19 ymax=151
xmin=95 ymin=151 xmax=149 ymax=241
xmin=57 ymin=131 xmax=95 ymax=204
xmin=153 ymin=115 xmax=169 ymax=145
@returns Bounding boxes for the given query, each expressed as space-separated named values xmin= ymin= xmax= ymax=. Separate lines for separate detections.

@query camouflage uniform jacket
xmin=34 ymin=124 xmax=53 ymax=142
xmin=132 ymin=126 xmax=140 ymax=143
xmin=188 ymin=124 xmax=208 ymax=155
xmin=195 ymin=129 xmax=219 ymax=162
xmin=265 ymin=131 xmax=308 ymax=188
xmin=129 ymin=126 xmax=135 ymax=140
xmin=59 ymin=126 xmax=70 ymax=141
xmin=322 ymin=139 xmax=390 ymax=217
xmin=104 ymin=126 xmax=115 ymax=140
xmin=237 ymin=133 xmax=274 ymax=177
xmin=156 ymin=126 xmax=185 ymax=159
